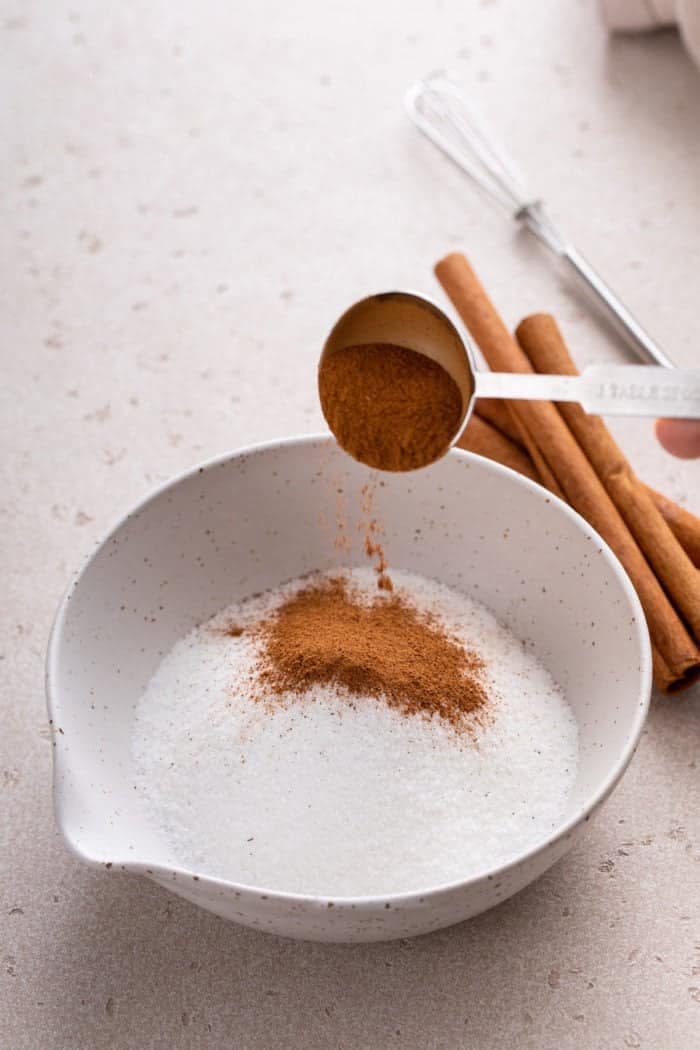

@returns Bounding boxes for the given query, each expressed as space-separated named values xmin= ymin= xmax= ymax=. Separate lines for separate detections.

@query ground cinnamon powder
xmin=318 ymin=343 xmax=463 ymax=471
xmin=255 ymin=574 xmax=488 ymax=731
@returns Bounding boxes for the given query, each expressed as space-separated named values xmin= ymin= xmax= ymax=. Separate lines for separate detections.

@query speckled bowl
xmin=46 ymin=436 xmax=651 ymax=942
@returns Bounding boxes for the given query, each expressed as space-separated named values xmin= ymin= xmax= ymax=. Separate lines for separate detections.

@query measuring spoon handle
xmin=474 ymin=365 xmax=700 ymax=419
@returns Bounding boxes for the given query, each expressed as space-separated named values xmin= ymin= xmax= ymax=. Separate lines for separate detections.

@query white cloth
xmin=600 ymin=0 xmax=700 ymax=68
xmin=601 ymin=0 xmax=676 ymax=31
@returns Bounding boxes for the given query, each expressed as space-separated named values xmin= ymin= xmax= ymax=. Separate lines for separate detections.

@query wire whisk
xmin=405 ymin=72 xmax=674 ymax=368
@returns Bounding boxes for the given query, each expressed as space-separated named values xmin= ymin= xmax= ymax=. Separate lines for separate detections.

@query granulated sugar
xmin=132 ymin=568 xmax=578 ymax=896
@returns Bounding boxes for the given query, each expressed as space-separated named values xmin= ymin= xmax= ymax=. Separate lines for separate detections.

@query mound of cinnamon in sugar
xmin=318 ymin=343 xmax=463 ymax=471
xmin=254 ymin=573 xmax=488 ymax=730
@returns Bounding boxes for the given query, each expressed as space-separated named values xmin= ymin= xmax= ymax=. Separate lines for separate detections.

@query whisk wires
xmin=405 ymin=72 xmax=568 ymax=254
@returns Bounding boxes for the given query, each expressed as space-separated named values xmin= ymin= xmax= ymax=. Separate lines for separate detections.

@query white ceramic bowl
xmin=46 ymin=437 xmax=651 ymax=943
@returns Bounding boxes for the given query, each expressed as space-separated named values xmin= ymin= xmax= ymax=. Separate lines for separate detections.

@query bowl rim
xmin=46 ymin=433 xmax=653 ymax=907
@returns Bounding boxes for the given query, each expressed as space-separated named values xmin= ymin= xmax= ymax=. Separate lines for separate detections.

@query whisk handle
xmin=561 ymin=245 xmax=675 ymax=368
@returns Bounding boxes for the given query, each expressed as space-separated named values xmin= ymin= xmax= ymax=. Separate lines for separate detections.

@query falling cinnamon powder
xmin=360 ymin=480 xmax=393 ymax=590
xmin=255 ymin=574 xmax=488 ymax=730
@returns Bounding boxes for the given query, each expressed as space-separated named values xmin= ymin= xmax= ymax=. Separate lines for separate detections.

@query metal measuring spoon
xmin=320 ymin=291 xmax=700 ymax=471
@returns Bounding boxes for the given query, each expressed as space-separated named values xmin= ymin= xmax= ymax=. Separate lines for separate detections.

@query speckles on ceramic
xmin=46 ymin=436 xmax=651 ymax=943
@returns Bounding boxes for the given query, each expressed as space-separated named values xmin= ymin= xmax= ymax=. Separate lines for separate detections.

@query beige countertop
xmin=2 ymin=2 xmax=699 ymax=1046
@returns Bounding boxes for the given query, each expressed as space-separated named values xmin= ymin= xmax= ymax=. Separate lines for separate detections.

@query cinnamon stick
xmin=434 ymin=252 xmax=700 ymax=691
xmin=477 ymin=328 xmax=700 ymax=565
xmin=477 ymin=403 xmax=700 ymax=567
xmin=474 ymin=399 xmax=525 ymax=446
xmin=475 ymin=397 xmax=566 ymax=496
xmin=504 ymin=407 xmax=566 ymax=499
xmin=515 ymin=313 xmax=700 ymax=642
xmin=645 ymin=487 xmax=700 ymax=569
xmin=652 ymin=646 xmax=672 ymax=693
xmin=458 ymin=413 xmax=539 ymax=481
xmin=652 ymin=644 xmax=700 ymax=693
